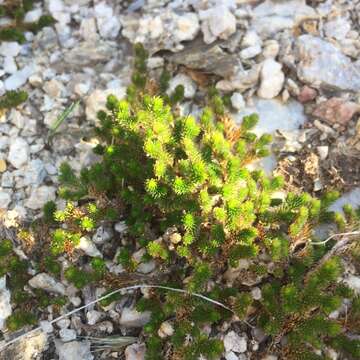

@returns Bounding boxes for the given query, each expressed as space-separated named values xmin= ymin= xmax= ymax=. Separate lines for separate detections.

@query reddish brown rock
xmin=298 ymin=85 xmax=317 ymax=103
xmin=312 ymin=97 xmax=360 ymax=126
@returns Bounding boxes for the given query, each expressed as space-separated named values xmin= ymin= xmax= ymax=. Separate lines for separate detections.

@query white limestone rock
xmin=4 ymin=64 xmax=36 ymax=91
xmin=120 ymin=308 xmax=151 ymax=328
xmin=24 ymin=8 xmax=43 ymax=23
xmin=0 ymin=277 xmax=12 ymax=330
xmin=252 ymin=0 xmax=315 ymax=38
xmin=0 ymin=42 xmax=21 ymax=57
xmin=240 ymin=45 xmax=262 ymax=60
xmin=0 ymin=191 xmax=11 ymax=209
xmin=29 ymin=273 xmax=65 ymax=295
xmin=94 ymin=2 xmax=121 ymax=39
xmin=59 ymin=328 xmax=77 ymax=342
xmin=86 ymin=310 xmax=103 ymax=325
xmin=25 ymin=186 xmax=56 ymax=210
xmin=257 ymin=59 xmax=284 ymax=99
xmin=295 ymin=35 xmax=360 ymax=92
xmin=76 ymin=237 xmax=102 ymax=257
xmin=199 ymin=6 xmax=236 ymax=44
xmin=231 ymin=92 xmax=246 ymax=111
xmin=224 ymin=331 xmax=247 ymax=353
xmin=55 ymin=340 xmax=93 ymax=360
xmin=8 ymin=137 xmax=29 ymax=169
xmin=174 ymin=12 xmax=200 ymax=42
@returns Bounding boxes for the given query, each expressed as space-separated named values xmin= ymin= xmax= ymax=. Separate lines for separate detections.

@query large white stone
xmin=234 ymin=97 xmax=306 ymax=174
xmin=295 ymin=35 xmax=360 ymax=92
xmin=199 ymin=6 xmax=236 ymax=44
xmin=86 ymin=88 xmax=126 ymax=123
xmin=3 ymin=56 xmax=17 ymax=74
xmin=0 ymin=277 xmax=12 ymax=330
xmin=224 ymin=331 xmax=247 ymax=353
xmin=0 ymin=42 xmax=21 ymax=57
xmin=25 ymin=186 xmax=56 ymax=210
xmin=329 ymin=188 xmax=360 ymax=214
xmin=174 ymin=13 xmax=200 ymax=42
xmin=8 ymin=137 xmax=29 ymax=169
xmin=0 ymin=191 xmax=11 ymax=209
xmin=125 ymin=343 xmax=146 ymax=360
xmin=252 ymin=0 xmax=315 ymax=37
xmin=55 ymin=340 xmax=93 ymax=360
xmin=324 ymin=17 xmax=351 ymax=41
xmin=4 ymin=64 xmax=36 ymax=91
xmin=59 ymin=328 xmax=77 ymax=342
xmin=76 ymin=237 xmax=102 ymax=257
xmin=120 ymin=308 xmax=151 ymax=328
xmin=29 ymin=273 xmax=65 ymax=295
xmin=24 ymin=8 xmax=43 ymax=23
xmin=257 ymin=59 xmax=284 ymax=99
xmin=94 ymin=2 xmax=121 ymax=39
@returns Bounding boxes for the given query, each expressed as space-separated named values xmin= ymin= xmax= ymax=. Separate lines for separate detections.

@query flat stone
xmin=24 ymin=8 xmax=43 ymax=23
xmin=55 ymin=340 xmax=93 ymax=360
xmin=59 ymin=328 xmax=77 ymax=342
xmin=252 ymin=0 xmax=316 ymax=38
xmin=0 ymin=42 xmax=21 ymax=57
xmin=240 ymin=45 xmax=262 ymax=60
xmin=174 ymin=13 xmax=200 ymax=42
xmin=4 ymin=64 xmax=36 ymax=91
xmin=312 ymin=98 xmax=360 ymax=126
xmin=76 ymin=237 xmax=102 ymax=257
xmin=224 ymin=331 xmax=247 ymax=353
xmin=329 ymin=188 xmax=360 ymax=215
xmin=25 ymin=186 xmax=56 ymax=210
xmin=199 ymin=6 xmax=236 ymax=44
xmin=168 ymin=40 xmax=240 ymax=78
xmin=120 ymin=308 xmax=151 ymax=328
xmin=8 ymin=137 xmax=29 ymax=169
xmin=29 ymin=273 xmax=65 ymax=295
xmin=0 ymin=277 xmax=12 ymax=330
xmin=324 ymin=17 xmax=351 ymax=41
xmin=295 ymin=35 xmax=360 ymax=92
xmin=94 ymin=2 xmax=121 ymax=39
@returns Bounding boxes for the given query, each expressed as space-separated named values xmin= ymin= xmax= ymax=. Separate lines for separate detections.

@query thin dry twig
xmin=311 ymin=230 xmax=360 ymax=246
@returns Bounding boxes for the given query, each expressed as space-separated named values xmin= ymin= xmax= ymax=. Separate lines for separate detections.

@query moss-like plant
xmin=0 ymin=90 xmax=28 ymax=110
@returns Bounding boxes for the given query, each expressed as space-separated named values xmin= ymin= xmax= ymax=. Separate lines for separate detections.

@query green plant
xmin=5 ymin=44 xmax=360 ymax=359
xmin=0 ymin=90 xmax=28 ymax=110
xmin=0 ymin=0 xmax=55 ymax=43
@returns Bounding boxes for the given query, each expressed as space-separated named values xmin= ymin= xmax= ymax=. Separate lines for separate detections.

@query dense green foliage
xmin=1 ymin=44 xmax=360 ymax=359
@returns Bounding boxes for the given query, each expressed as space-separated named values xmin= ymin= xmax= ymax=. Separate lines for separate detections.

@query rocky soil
xmin=0 ymin=0 xmax=360 ymax=359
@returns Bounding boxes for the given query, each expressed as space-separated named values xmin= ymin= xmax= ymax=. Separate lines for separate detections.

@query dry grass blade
xmin=47 ymin=100 xmax=80 ymax=142
xmin=82 ymin=335 xmax=137 ymax=352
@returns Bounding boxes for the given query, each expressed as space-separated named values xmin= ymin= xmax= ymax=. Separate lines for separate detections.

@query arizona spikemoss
xmin=3 ymin=44 xmax=360 ymax=359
